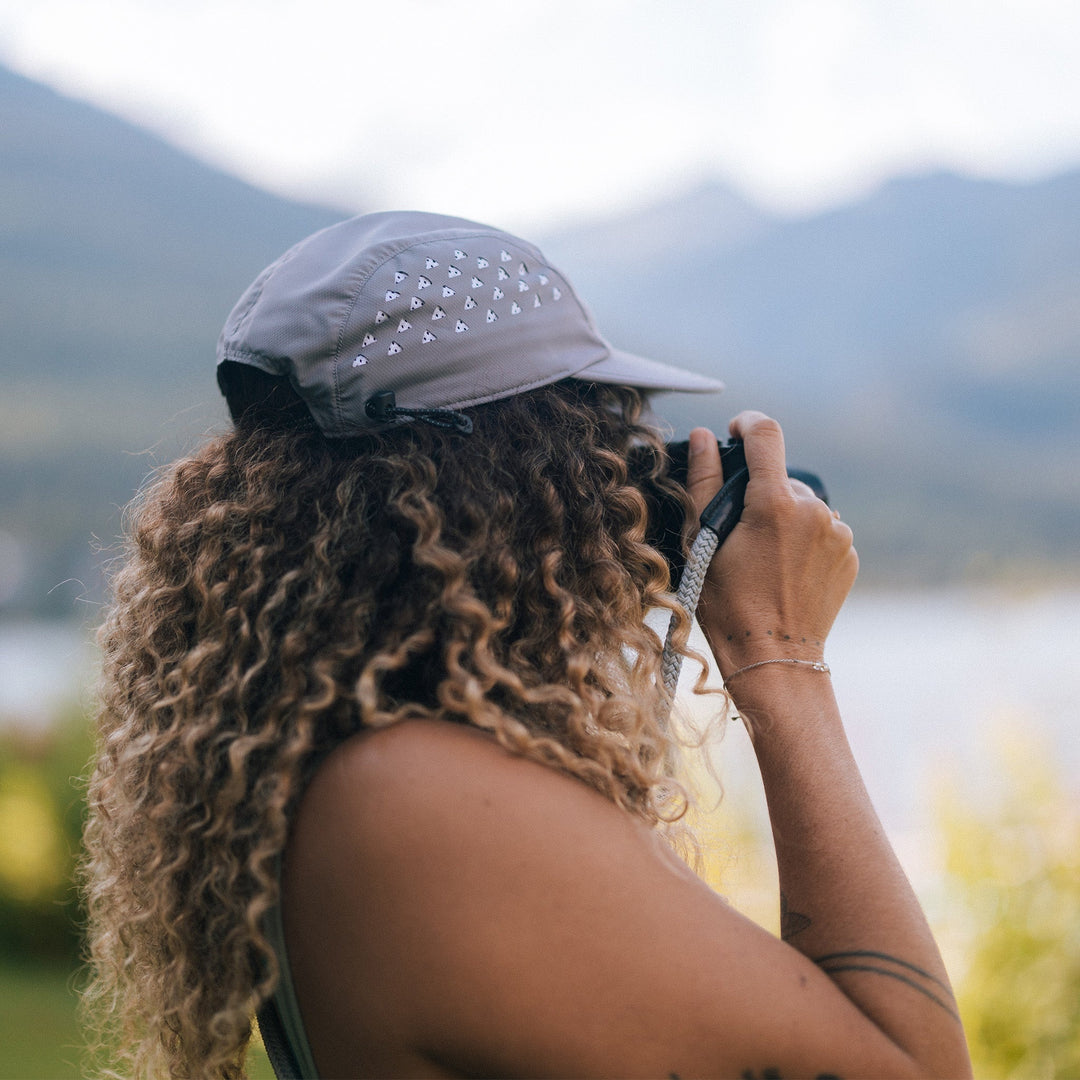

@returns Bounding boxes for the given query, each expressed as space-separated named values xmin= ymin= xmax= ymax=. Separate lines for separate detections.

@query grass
xmin=0 ymin=963 xmax=276 ymax=1079
xmin=0 ymin=963 xmax=81 ymax=1080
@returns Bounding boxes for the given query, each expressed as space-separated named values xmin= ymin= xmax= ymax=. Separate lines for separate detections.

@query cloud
xmin=2 ymin=0 xmax=1080 ymax=226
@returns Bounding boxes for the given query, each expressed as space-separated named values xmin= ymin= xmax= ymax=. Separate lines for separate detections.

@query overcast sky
xmin=2 ymin=0 xmax=1080 ymax=232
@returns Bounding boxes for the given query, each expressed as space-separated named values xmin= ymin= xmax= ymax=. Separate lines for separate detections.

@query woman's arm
xmin=688 ymin=411 xmax=971 ymax=1077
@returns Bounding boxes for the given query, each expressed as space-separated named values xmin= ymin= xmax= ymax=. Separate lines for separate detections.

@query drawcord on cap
xmin=365 ymin=390 xmax=473 ymax=434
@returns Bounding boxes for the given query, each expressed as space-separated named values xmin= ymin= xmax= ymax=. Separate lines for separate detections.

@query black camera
xmin=640 ymin=439 xmax=828 ymax=587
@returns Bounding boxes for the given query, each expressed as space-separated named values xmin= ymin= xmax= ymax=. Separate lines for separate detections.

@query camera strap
xmin=658 ymin=463 xmax=750 ymax=718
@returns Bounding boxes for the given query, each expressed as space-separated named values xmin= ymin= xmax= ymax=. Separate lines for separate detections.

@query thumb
xmin=685 ymin=427 xmax=724 ymax=519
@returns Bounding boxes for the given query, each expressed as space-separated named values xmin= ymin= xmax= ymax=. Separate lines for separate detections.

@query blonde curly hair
xmin=79 ymin=378 xmax=701 ymax=1079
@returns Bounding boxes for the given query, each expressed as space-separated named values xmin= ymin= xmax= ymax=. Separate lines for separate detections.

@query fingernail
xmin=689 ymin=429 xmax=709 ymax=456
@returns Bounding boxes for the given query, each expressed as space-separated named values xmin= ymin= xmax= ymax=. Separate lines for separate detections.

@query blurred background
xmin=0 ymin=1 xmax=1077 ymax=1076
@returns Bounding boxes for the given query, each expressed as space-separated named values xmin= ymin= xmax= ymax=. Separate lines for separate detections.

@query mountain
xmin=1 ymin=61 xmax=1078 ymax=613
xmin=0 ymin=63 xmax=343 ymax=612
xmin=543 ymin=172 xmax=1080 ymax=581
xmin=1 ymin=64 xmax=343 ymax=385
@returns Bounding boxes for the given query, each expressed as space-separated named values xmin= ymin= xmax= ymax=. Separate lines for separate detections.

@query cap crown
xmin=218 ymin=211 xmax=723 ymax=435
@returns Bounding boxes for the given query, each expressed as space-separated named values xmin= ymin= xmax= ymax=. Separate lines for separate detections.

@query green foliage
xmin=0 ymin=713 xmax=93 ymax=1074
xmin=0 ymin=712 xmax=91 ymax=964
xmin=0 ymin=710 xmax=281 ymax=1077
xmin=937 ymin=732 xmax=1080 ymax=1080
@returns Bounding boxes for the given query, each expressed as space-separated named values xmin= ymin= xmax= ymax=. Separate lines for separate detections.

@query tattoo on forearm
xmin=780 ymin=892 xmax=812 ymax=941
xmin=814 ymin=950 xmax=953 ymax=993
xmin=725 ymin=630 xmax=825 ymax=648
xmin=813 ymin=950 xmax=961 ymax=1023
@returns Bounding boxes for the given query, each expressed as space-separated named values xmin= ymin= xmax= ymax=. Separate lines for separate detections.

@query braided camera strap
xmin=657 ymin=458 xmax=753 ymax=725
xmin=659 ymin=523 xmax=721 ymax=717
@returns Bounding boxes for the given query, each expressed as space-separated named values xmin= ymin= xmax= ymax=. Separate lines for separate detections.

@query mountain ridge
xmin=1 ymin=62 xmax=1077 ymax=611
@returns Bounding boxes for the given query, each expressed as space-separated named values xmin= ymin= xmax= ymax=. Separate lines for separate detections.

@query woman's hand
xmin=685 ymin=411 xmax=858 ymax=677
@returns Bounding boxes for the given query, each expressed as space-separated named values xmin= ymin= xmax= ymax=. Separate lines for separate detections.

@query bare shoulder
xmin=295 ymin=718 xmax=680 ymax=872
xmin=305 ymin=715 xmax=621 ymax=808
xmin=283 ymin=719 xmax=698 ymax=1075
xmin=305 ymin=715 xmax=596 ymax=818
xmin=283 ymin=719 xmax=916 ymax=1079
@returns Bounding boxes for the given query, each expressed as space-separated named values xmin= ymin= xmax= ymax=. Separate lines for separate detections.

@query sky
xmin=2 ymin=0 xmax=1080 ymax=232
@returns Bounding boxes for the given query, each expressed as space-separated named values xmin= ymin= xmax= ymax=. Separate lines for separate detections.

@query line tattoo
xmin=780 ymin=892 xmax=812 ymax=941
xmin=813 ymin=950 xmax=961 ymax=1023
xmin=812 ymin=951 xmax=955 ymax=996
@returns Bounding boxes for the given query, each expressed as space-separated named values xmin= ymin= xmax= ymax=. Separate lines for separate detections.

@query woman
xmin=81 ymin=211 xmax=971 ymax=1078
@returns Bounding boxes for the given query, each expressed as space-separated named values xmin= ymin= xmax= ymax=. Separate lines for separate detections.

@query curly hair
xmin=79 ymin=378 xmax=702 ymax=1079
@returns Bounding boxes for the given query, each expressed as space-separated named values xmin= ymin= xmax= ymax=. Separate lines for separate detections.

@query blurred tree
xmin=0 ymin=713 xmax=90 ymax=965
xmin=0 ymin=764 xmax=65 ymax=900
xmin=937 ymin=729 xmax=1080 ymax=1080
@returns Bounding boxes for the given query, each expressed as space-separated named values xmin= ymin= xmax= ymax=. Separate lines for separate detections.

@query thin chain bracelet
xmin=724 ymin=657 xmax=831 ymax=683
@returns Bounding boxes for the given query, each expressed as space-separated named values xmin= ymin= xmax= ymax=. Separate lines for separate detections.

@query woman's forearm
xmin=732 ymin=669 xmax=972 ymax=1078
xmin=685 ymin=413 xmax=971 ymax=1075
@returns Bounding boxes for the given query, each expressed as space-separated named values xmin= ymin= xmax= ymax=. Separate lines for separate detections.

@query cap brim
xmin=576 ymin=348 xmax=724 ymax=394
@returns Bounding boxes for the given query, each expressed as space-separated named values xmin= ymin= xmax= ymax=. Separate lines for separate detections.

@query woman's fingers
xmin=728 ymin=410 xmax=789 ymax=488
xmin=687 ymin=410 xmax=859 ymax=667
xmin=685 ymin=427 xmax=724 ymax=519
xmin=686 ymin=413 xmax=795 ymax=522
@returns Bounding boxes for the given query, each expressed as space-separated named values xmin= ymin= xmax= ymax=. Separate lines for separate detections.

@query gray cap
xmin=217 ymin=210 xmax=723 ymax=436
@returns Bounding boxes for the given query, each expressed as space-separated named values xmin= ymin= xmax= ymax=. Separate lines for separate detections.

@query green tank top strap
xmin=258 ymin=862 xmax=321 ymax=1079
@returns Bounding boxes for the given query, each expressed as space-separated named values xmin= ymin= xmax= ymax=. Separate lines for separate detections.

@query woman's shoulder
xmin=310 ymin=716 xmax=542 ymax=799
xmin=281 ymin=719 xmax=693 ymax=1075
xmin=290 ymin=717 xmax=672 ymax=876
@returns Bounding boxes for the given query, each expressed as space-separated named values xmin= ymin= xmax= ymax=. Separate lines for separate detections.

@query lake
xmin=675 ymin=586 xmax=1079 ymax=842
xmin=2 ymin=585 xmax=1078 ymax=841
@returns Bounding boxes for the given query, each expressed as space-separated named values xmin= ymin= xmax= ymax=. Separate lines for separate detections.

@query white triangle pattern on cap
xmin=350 ymin=244 xmax=557 ymax=361
xmin=217 ymin=211 xmax=723 ymax=436
xmin=342 ymin=237 xmax=723 ymax=398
